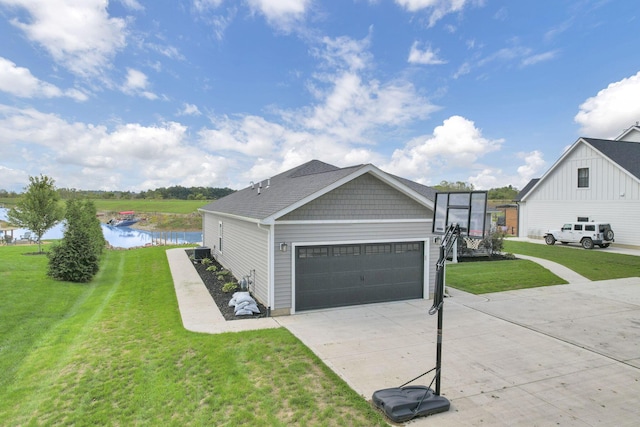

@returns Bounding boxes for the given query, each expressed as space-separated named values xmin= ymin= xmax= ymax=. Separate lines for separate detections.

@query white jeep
xmin=544 ymin=222 xmax=614 ymax=249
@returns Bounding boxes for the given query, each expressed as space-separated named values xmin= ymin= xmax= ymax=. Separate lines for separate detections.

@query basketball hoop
xmin=463 ymin=237 xmax=483 ymax=250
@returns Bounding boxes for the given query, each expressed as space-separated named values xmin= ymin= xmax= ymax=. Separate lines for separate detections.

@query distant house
xmin=516 ymin=125 xmax=640 ymax=248
xmin=199 ymin=160 xmax=439 ymax=316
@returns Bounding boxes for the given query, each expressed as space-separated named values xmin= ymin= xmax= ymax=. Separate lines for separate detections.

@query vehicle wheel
xmin=581 ymin=238 xmax=594 ymax=249
xmin=605 ymin=230 xmax=614 ymax=241
xmin=545 ymin=235 xmax=556 ymax=245
xmin=600 ymin=243 xmax=610 ymax=248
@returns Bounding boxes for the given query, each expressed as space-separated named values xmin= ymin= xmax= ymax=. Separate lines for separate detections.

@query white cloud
xmin=246 ymin=0 xmax=311 ymax=32
xmin=119 ymin=0 xmax=144 ymax=11
xmin=408 ymin=41 xmax=447 ymax=65
xmin=0 ymin=105 xmax=228 ymax=191
xmin=383 ymin=116 xmax=503 ymax=184
xmin=394 ymin=0 xmax=473 ymax=26
xmin=574 ymin=71 xmax=640 ymax=138
xmin=121 ymin=68 xmax=158 ymax=100
xmin=1 ymin=0 xmax=128 ymax=77
xmin=193 ymin=0 xmax=224 ymax=12
xmin=468 ymin=150 xmax=546 ymax=191
xmin=178 ymin=103 xmax=202 ymax=116
xmin=521 ymin=50 xmax=558 ymax=67
xmin=0 ymin=57 xmax=87 ymax=101
xmin=516 ymin=150 xmax=546 ymax=183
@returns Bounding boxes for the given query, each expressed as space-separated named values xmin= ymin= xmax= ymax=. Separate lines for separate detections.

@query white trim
xmin=290 ymin=236 xmax=430 ymax=314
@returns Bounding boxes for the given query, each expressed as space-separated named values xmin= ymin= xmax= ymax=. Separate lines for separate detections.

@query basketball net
xmin=463 ymin=236 xmax=483 ymax=250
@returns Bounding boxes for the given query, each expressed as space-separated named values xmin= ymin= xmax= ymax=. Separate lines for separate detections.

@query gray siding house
xmin=517 ymin=125 xmax=640 ymax=248
xmin=199 ymin=160 xmax=438 ymax=316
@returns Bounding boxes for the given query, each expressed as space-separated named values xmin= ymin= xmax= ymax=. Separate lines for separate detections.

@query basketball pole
xmin=430 ymin=222 xmax=459 ymax=395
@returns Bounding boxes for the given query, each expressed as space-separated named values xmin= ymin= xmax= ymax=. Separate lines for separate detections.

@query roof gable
xmin=199 ymin=160 xmax=435 ymax=222
xmin=615 ymin=124 xmax=640 ymax=142
xmin=519 ymin=138 xmax=640 ymax=201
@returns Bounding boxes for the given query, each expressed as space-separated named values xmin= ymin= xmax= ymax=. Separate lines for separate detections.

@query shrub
xmin=222 ymin=282 xmax=238 ymax=292
xmin=206 ymin=265 xmax=218 ymax=272
xmin=201 ymin=257 xmax=212 ymax=265
xmin=483 ymin=231 xmax=506 ymax=256
xmin=216 ymin=269 xmax=231 ymax=281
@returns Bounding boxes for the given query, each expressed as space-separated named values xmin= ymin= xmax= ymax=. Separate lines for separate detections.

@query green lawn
xmin=0 ymin=245 xmax=386 ymax=426
xmin=93 ymin=199 xmax=208 ymax=214
xmin=446 ymin=259 xmax=567 ymax=294
xmin=503 ymin=240 xmax=640 ymax=281
xmin=1 ymin=198 xmax=208 ymax=214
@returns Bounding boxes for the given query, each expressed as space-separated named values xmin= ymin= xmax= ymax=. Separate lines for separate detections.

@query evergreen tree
xmin=48 ymin=199 xmax=104 ymax=283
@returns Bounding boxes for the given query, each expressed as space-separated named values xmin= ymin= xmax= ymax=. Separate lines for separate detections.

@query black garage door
xmin=295 ymin=242 xmax=424 ymax=311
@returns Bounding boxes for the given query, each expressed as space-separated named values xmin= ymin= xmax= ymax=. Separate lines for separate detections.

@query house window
xmin=577 ymin=217 xmax=589 ymax=222
xmin=577 ymin=168 xmax=589 ymax=188
xmin=218 ymin=221 xmax=223 ymax=253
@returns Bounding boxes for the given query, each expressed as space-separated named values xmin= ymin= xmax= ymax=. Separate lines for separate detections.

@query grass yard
xmin=503 ymin=240 xmax=640 ymax=281
xmin=0 ymin=245 xmax=386 ymax=426
xmin=446 ymin=259 xmax=567 ymax=294
xmin=92 ymin=199 xmax=207 ymax=215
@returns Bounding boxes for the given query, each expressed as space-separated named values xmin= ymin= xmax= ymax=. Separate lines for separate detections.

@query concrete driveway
xmin=168 ymin=248 xmax=640 ymax=426
xmin=276 ymin=278 xmax=640 ymax=426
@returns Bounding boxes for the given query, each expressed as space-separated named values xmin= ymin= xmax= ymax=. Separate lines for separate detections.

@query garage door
xmin=295 ymin=242 xmax=424 ymax=311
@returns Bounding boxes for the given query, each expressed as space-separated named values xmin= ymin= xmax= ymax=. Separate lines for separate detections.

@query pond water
xmin=0 ymin=208 xmax=202 ymax=248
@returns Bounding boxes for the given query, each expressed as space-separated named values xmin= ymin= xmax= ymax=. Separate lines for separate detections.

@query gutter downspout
xmin=257 ymin=222 xmax=274 ymax=316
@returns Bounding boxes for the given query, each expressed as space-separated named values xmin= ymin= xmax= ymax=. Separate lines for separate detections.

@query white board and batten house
xmin=516 ymin=125 xmax=640 ymax=249
xmin=199 ymin=160 xmax=439 ymax=316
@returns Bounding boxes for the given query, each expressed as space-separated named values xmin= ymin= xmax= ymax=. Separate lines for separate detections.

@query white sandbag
xmin=235 ymin=308 xmax=254 ymax=316
xmin=229 ymin=291 xmax=252 ymax=307
xmin=233 ymin=292 xmax=255 ymax=305
xmin=244 ymin=303 xmax=260 ymax=314
xmin=234 ymin=301 xmax=251 ymax=312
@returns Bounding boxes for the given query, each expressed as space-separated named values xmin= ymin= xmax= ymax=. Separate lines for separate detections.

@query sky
xmin=0 ymin=0 xmax=639 ymax=194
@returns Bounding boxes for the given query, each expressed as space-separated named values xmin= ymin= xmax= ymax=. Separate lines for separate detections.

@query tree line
xmin=1 ymin=185 xmax=235 ymax=200
xmin=431 ymin=181 xmax=519 ymax=200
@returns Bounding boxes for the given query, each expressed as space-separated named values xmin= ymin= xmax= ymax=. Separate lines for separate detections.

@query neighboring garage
xmin=295 ymin=242 xmax=424 ymax=311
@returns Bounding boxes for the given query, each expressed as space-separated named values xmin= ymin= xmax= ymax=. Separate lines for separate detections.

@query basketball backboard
xmin=432 ymin=191 xmax=487 ymax=237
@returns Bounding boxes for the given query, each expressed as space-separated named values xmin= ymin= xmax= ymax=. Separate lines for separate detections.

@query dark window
xmin=585 ymin=225 xmax=595 ymax=231
xmin=578 ymin=168 xmax=589 ymax=188
xmin=218 ymin=222 xmax=223 ymax=252
xmin=365 ymin=244 xmax=391 ymax=255
xmin=298 ymin=247 xmax=328 ymax=259
xmin=577 ymin=216 xmax=589 ymax=222
xmin=574 ymin=224 xmax=583 ymax=231
xmin=395 ymin=243 xmax=420 ymax=253
xmin=332 ymin=246 xmax=361 ymax=256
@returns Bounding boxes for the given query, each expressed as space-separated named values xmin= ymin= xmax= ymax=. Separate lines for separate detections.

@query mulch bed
xmin=185 ymin=249 xmax=268 ymax=321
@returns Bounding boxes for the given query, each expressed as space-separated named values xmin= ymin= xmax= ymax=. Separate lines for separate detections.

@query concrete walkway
xmin=167 ymin=247 xmax=640 ymax=426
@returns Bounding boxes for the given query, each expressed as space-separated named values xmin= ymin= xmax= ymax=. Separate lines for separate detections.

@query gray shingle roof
xmin=199 ymin=160 xmax=435 ymax=221
xmin=583 ymin=138 xmax=640 ymax=180
xmin=514 ymin=178 xmax=539 ymax=201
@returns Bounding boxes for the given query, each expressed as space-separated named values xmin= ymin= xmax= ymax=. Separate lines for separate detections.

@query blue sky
xmin=1 ymin=0 xmax=638 ymax=193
